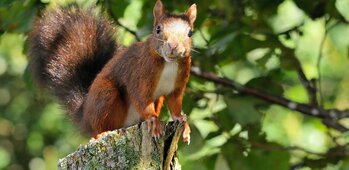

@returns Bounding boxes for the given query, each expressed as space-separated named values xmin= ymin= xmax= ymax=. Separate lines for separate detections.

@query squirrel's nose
xmin=168 ymin=41 xmax=178 ymax=51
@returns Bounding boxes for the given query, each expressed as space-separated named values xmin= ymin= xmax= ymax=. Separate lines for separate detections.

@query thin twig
xmin=316 ymin=19 xmax=339 ymax=107
xmin=281 ymin=47 xmax=318 ymax=106
xmin=316 ymin=19 xmax=329 ymax=107
xmin=115 ymin=20 xmax=141 ymax=41
xmin=294 ymin=56 xmax=318 ymax=106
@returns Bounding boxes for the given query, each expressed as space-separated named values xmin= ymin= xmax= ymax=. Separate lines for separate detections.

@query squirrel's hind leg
xmin=83 ymin=77 xmax=127 ymax=137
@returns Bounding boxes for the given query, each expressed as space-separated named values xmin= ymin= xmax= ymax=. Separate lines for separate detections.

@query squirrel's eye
xmin=188 ymin=30 xmax=193 ymax=37
xmin=156 ymin=26 xmax=161 ymax=34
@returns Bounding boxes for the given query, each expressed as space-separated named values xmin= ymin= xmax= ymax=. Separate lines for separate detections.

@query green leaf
xmin=336 ymin=0 xmax=349 ymax=22
xmin=223 ymin=96 xmax=261 ymax=126
xmin=108 ymin=0 xmax=129 ymax=18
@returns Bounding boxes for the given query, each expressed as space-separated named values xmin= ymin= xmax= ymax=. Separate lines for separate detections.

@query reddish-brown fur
xmin=84 ymin=37 xmax=191 ymax=137
xmin=80 ymin=1 xmax=196 ymax=138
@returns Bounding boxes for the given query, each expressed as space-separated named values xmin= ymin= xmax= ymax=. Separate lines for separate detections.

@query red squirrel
xmin=28 ymin=0 xmax=196 ymax=143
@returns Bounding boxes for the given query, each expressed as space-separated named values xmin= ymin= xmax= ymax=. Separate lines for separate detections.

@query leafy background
xmin=1 ymin=0 xmax=349 ymax=169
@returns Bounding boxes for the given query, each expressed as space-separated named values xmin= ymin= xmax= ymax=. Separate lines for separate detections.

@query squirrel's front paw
xmin=172 ymin=114 xmax=191 ymax=144
xmin=146 ymin=116 xmax=163 ymax=140
xmin=172 ymin=114 xmax=188 ymax=122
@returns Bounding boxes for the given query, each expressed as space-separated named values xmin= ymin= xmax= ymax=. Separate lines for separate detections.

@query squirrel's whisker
xmin=191 ymin=48 xmax=200 ymax=53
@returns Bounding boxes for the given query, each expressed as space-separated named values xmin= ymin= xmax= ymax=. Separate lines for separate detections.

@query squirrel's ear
xmin=186 ymin=4 xmax=197 ymax=26
xmin=153 ymin=0 xmax=165 ymax=25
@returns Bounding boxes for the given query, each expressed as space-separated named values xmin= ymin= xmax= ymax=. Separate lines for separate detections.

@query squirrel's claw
xmin=183 ymin=122 xmax=191 ymax=145
xmin=146 ymin=116 xmax=163 ymax=139
xmin=172 ymin=114 xmax=191 ymax=144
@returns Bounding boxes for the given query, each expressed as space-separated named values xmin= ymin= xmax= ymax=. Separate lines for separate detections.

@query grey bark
xmin=58 ymin=121 xmax=184 ymax=170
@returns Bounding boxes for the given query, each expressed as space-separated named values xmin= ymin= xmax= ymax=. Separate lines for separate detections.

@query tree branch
xmin=190 ymin=66 xmax=349 ymax=132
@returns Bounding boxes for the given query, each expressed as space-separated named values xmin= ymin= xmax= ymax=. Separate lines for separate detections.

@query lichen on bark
xmin=58 ymin=121 xmax=184 ymax=170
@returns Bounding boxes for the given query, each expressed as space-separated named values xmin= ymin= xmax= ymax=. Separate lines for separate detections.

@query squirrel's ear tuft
xmin=153 ymin=0 xmax=165 ymax=25
xmin=186 ymin=4 xmax=197 ymax=26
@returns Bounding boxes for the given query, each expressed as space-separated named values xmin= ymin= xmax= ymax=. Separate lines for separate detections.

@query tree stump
xmin=58 ymin=121 xmax=184 ymax=170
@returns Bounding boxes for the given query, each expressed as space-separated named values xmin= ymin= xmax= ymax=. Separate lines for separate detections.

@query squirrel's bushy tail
xmin=28 ymin=7 xmax=117 ymax=121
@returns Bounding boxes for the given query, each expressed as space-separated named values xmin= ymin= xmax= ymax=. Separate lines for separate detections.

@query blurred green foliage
xmin=1 ymin=0 xmax=349 ymax=169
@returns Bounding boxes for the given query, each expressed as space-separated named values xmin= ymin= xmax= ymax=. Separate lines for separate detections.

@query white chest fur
xmin=153 ymin=62 xmax=178 ymax=99
xmin=123 ymin=62 xmax=178 ymax=127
